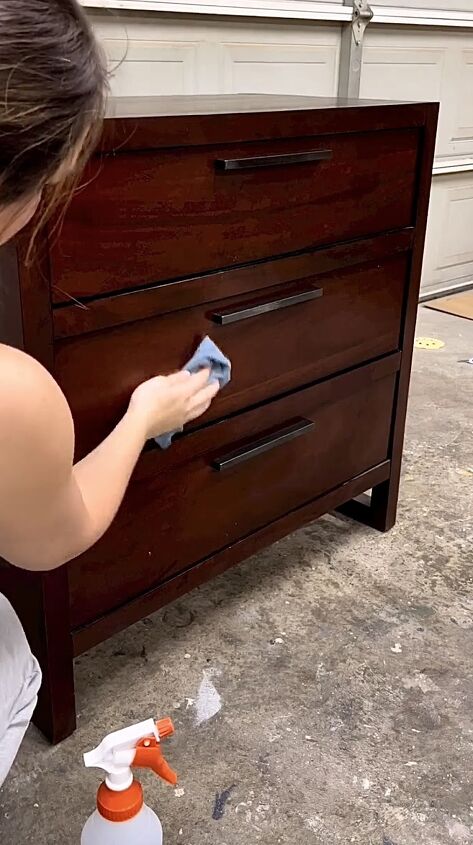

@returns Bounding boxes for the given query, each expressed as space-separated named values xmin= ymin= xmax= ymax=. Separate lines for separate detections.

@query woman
xmin=0 ymin=0 xmax=219 ymax=785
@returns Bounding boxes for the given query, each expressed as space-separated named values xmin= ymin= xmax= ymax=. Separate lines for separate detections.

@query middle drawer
xmin=55 ymin=249 xmax=408 ymax=457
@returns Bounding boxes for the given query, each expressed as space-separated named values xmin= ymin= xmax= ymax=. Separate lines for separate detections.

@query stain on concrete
xmin=163 ymin=604 xmax=195 ymax=628
xmin=212 ymin=785 xmax=236 ymax=820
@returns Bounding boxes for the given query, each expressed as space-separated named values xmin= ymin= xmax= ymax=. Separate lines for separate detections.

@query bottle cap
xmin=97 ymin=780 xmax=144 ymax=823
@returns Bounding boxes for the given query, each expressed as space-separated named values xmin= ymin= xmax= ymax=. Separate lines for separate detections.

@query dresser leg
xmin=33 ymin=570 xmax=76 ymax=744
xmin=337 ymin=476 xmax=397 ymax=533
xmin=0 ymin=564 xmax=76 ymax=744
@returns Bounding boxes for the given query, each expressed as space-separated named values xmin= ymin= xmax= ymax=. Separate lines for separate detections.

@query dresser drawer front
xmin=69 ymin=358 xmax=398 ymax=627
xmin=51 ymin=128 xmax=419 ymax=302
xmin=55 ymin=253 xmax=407 ymax=457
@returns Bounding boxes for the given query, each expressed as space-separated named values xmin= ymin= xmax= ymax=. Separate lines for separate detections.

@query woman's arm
xmin=0 ymin=345 xmax=218 ymax=571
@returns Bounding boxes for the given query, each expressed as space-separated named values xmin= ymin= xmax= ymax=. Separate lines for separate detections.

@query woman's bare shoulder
xmin=0 ymin=344 xmax=72 ymax=448
xmin=0 ymin=343 xmax=56 ymax=408
xmin=0 ymin=342 xmax=49 ymax=373
xmin=0 ymin=349 xmax=77 ymax=571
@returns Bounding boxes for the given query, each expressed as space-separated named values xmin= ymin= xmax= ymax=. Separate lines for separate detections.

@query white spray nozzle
xmin=84 ymin=718 xmax=159 ymax=792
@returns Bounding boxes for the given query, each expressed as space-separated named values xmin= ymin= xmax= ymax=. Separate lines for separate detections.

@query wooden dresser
xmin=0 ymin=95 xmax=438 ymax=742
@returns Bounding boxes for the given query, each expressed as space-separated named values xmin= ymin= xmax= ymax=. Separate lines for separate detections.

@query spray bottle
xmin=81 ymin=717 xmax=177 ymax=845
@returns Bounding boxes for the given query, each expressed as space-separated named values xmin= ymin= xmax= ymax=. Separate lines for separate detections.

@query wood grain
xmin=50 ymin=129 xmax=419 ymax=301
xmin=53 ymin=230 xmax=413 ymax=339
xmin=101 ymin=97 xmax=433 ymax=152
xmin=56 ymin=254 xmax=408 ymax=457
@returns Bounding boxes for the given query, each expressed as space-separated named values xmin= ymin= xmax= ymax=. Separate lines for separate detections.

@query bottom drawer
xmin=69 ymin=355 xmax=398 ymax=627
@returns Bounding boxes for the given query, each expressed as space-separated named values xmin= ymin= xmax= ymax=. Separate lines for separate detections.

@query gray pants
xmin=0 ymin=593 xmax=41 ymax=787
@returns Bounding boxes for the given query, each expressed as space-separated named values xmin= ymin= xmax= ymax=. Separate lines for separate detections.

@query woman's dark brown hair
xmin=0 ymin=0 xmax=107 ymax=213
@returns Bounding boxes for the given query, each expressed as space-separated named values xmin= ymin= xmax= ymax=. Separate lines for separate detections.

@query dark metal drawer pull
xmin=211 ymin=287 xmax=323 ymax=326
xmin=211 ymin=418 xmax=315 ymax=472
xmin=215 ymin=149 xmax=333 ymax=172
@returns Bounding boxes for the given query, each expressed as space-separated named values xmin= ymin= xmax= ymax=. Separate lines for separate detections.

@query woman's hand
xmin=129 ymin=369 xmax=220 ymax=440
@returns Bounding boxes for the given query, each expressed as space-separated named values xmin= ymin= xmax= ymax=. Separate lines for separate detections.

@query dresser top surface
xmin=106 ymin=94 xmax=420 ymax=119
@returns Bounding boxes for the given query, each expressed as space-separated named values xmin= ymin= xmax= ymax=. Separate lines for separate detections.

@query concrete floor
xmin=1 ymin=307 xmax=472 ymax=845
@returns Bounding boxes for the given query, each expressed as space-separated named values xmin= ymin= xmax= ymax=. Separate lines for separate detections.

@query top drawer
xmin=50 ymin=128 xmax=419 ymax=302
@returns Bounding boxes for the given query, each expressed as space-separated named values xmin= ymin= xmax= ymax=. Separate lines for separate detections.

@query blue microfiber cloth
xmin=155 ymin=336 xmax=231 ymax=449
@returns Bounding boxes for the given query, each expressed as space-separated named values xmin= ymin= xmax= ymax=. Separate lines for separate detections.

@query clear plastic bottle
xmin=81 ymin=717 xmax=177 ymax=845
xmin=82 ymin=801 xmax=163 ymax=844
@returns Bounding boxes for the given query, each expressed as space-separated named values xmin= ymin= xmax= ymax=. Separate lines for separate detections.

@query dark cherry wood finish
xmin=0 ymin=95 xmax=438 ymax=743
xmin=50 ymin=128 xmax=418 ymax=301
xmin=56 ymin=252 xmax=408 ymax=456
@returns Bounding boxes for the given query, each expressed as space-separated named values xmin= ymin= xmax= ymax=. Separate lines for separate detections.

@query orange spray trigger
xmin=133 ymin=736 xmax=178 ymax=786
xmin=156 ymin=717 xmax=175 ymax=740
xmin=83 ymin=717 xmax=179 ymax=838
